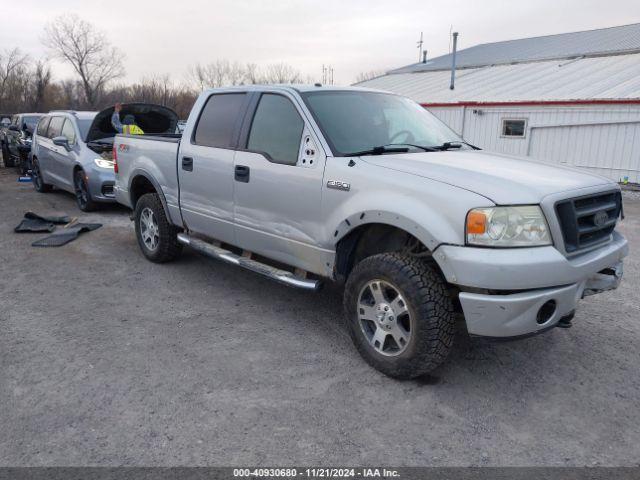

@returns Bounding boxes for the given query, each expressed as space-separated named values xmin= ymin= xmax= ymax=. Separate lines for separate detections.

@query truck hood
xmin=362 ymin=150 xmax=615 ymax=204
xmin=86 ymin=103 xmax=179 ymax=143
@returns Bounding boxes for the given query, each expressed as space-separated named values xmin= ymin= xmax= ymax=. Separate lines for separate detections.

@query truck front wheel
xmin=134 ymin=193 xmax=182 ymax=263
xmin=344 ymin=253 xmax=455 ymax=379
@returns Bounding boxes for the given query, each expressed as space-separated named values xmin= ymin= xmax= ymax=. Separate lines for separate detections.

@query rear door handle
xmin=182 ymin=156 xmax=193 ymax=171
xmin=235 ymin=165 xmax=250 ymax=183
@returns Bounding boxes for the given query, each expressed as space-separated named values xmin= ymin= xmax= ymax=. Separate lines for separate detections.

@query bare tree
xmin=261 ymin=63 xmax=302 ymax=84
xmin=29 ymin=60 xmax=52 ymax=111
xmin=43 ymin=14 xmax=124 ymax=108
xmin=354 ymin=69 xmax=386 ymax=84
xmin=0 ymin=48 xmax=29 ymax=110
xmin=188 ymin=60 xmax=249 ymax=90
xmin=244 ymin=63 xmax=260 ymax=84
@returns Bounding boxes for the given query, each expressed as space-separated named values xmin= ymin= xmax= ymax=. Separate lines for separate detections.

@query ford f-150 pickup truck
xmin=113 ymin=85 xmax=628 ymax=378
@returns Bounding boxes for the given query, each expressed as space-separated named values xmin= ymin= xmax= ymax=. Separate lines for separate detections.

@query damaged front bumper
xmin=435 ymin=232 xmax=628 ymax=338
xmin=458 ymin=262 xmax=624 ymax=337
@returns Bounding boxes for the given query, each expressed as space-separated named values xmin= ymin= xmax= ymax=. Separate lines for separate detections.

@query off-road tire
xmin=344 ymin=252 xmax=455 ymax=379
xmin=31 ymin=157 xmax=53 ymax=193
xmin=134 ymin=193 xmax=182 ymax=263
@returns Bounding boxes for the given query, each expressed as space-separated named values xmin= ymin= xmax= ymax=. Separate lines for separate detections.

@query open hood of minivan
xmin=85 ymin=103 xmax=179 ymax=143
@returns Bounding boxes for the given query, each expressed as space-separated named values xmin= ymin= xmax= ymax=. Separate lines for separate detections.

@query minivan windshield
xmin=77 ymin=118 xmax=94 ymax=142
xmin=302 ymin=90 xmax=465 ymax=156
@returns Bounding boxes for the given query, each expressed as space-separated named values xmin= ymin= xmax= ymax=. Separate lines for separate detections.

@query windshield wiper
xmin=385 ymin=143 xmax=439 ymax=152
xmin=345 ymin=145 xmax=411 ymax=156
xmin=429 ymin=141 xmax=481 ymax=151
xmin=345 ymin=143 xmax=443 ymax=156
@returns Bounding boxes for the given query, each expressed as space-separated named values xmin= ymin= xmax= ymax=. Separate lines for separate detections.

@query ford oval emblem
xmin=593 ymin=210 xmax=609 ymax=227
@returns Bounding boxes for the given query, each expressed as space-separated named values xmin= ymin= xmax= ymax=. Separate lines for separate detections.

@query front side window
xmin=501 ymin=119 xmax=527 ymax=138
xmin=193 ymin=93 xmax=247 ymax=148
xmin=37 ymin=117 xmax=51 ymax=137
xmin=302 ymin=91 xmax=463 ymax=156
xmin=61 ymin=119 xmax=77 ymax=145
xmin=46 ymin=116 xmax=64 ymax=139
xmin=247 ymin=94 xmax=304 ymax=166
xmin=22 ymin=115 xmax=41 ymax=132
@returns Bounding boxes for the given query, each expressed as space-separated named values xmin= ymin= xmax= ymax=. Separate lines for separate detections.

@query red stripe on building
xmin=420 ymin=99 xmax=640 ymax=108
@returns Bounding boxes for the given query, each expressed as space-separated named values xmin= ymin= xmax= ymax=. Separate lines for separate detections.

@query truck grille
xmin=555 ymin=190 xmax=622 ymax=253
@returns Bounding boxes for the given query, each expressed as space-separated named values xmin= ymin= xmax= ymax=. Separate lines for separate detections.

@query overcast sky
xmin=2 ymin=0 xmax=639 ymax=86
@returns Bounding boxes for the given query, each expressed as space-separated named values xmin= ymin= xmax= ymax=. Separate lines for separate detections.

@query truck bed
xmin=113 ymin=133 xmax=182 ymax=225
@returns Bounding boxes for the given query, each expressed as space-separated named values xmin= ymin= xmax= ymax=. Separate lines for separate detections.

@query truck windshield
xmin=302 ymin=90 xmax=465 ymax=156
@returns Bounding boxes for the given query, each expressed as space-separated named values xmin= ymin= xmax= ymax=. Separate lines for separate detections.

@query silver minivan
xmin=31 ymin=105 xmax=178 ymax=211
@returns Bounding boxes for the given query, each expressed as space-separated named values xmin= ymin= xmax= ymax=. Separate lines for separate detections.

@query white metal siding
xmin=428 ymin=104 xmax=640 ymax=183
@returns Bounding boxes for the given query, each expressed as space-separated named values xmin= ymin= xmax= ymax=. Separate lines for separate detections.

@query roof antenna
xmin=417 ymin=32 xmax=424 ymax=62
xmin=448 ymin=25 xmax=453 ymax=53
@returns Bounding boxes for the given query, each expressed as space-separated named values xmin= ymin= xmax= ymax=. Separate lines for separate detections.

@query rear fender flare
xmin=128 ymin=168 xmax=170 ymax=219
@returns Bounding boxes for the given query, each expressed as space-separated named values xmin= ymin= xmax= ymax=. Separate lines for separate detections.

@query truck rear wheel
xmin=134 ymin=193 xmax=182 ymax=263
xmin=344 ymin=253 xmax=455 ymax=379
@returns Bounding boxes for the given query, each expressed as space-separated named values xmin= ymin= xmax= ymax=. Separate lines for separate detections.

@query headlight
xmin=94 ymin=158 xmax=115 ymax=169
xmin=466 ymin=206 xmax=551 ymax=247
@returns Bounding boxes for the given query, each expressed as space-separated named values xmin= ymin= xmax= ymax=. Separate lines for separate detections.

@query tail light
xmin=113 ymin=144 xmax=119 ymax=174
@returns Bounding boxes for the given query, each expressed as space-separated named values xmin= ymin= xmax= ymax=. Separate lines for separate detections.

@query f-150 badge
xmin=327 ymin=180 xmax=350 ymax=191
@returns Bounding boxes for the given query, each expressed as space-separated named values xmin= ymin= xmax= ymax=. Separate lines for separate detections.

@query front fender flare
xmin=332 ymin=210 xmax=444 ymax=253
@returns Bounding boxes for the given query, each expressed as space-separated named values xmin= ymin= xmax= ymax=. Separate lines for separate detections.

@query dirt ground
xmin=1 ymin=168 xmax=639 ymax=466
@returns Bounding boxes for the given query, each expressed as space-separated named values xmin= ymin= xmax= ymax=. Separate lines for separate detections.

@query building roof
xmin=356 ymin=24 xmax=640 ymax=104
xmin=390 ymin=23 xmax=640 ymax=74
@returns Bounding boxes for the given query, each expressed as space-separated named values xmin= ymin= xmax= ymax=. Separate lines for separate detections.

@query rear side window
xmin=46 ymin=117 xmax=64 ymax=139
xmin=193 ymin=93 xmax=246 ymax=148
xmin=37 ymin=117 xmax=51 ymax=136
xmin=61 ymin=119 xmax=77 ymax=145
xmin=247 ymin=94 xmax=304 ymax=166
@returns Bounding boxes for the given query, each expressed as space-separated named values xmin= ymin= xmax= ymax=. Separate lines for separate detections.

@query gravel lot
xmin=1 ymin=169 xmax=639 ymax=467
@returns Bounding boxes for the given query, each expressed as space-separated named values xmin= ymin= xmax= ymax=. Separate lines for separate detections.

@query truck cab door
xmin=232 ymin=92 xmax=330 ymax=275
xmin=177 ymin=92 xmax=250 ymax=245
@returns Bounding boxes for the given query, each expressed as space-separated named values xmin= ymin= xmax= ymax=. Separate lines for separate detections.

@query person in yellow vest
xmin=111 ymin=103 xmax=144 ymax=135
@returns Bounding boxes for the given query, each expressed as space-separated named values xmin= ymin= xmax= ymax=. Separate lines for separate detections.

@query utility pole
xmin=417 ymin=31 xmax=424 ymax=62
xmin=322 ymin=65 xmax=334 ymax=85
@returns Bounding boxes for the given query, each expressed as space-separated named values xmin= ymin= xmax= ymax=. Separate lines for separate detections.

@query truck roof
xmin=202 ymin=84 xmax=391 ymax=95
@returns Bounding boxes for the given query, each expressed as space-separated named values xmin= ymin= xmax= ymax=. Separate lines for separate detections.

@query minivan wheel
xmin=344 ymin=253 xmax=455 ymax=379
xmin=134 ymin=193 xmax=182 ymax=263
xmin=74 ymin=169 xmax=97 ymax=212
xmin=31 ymin=158 xmax=52 ymax=193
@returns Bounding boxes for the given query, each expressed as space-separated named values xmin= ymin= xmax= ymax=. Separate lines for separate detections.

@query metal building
xmin=356 ymin=23 xmax=640 ymax=183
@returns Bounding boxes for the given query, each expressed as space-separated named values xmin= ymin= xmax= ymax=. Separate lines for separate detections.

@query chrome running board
xmin=177 ymin=233 xmax=322 ymax=291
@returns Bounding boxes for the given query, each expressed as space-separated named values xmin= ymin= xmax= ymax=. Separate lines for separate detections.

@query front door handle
xmin=182 ymin=156 xmax=193 ymax=171
xmin=235 ymin=165 xmax=250 ymax=183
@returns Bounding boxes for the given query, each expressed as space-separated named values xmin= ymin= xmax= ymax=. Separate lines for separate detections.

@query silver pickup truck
xmin=114 ymin=85 xmax=628 ymax=378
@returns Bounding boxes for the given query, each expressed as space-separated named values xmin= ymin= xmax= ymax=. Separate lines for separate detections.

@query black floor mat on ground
xmin=31 ymin=223 xmax=102 ymax=247
xmin=14 ymin=212 xmax=72 ymax=233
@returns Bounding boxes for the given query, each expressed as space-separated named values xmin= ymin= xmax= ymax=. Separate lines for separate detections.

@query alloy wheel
xmin=357 ymin=279 xmax=413 ymax=356
xmin=140 ymin=207 xmax=160 ymax=251
xmin=74 ymin=171 xmax=89 ymax=209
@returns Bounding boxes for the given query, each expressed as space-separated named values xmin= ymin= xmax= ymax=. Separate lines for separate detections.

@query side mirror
xmin=8 ymin=125 xmax=19 ymax=132
xmin=52 ymin=135 xmax=71 ymax=151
